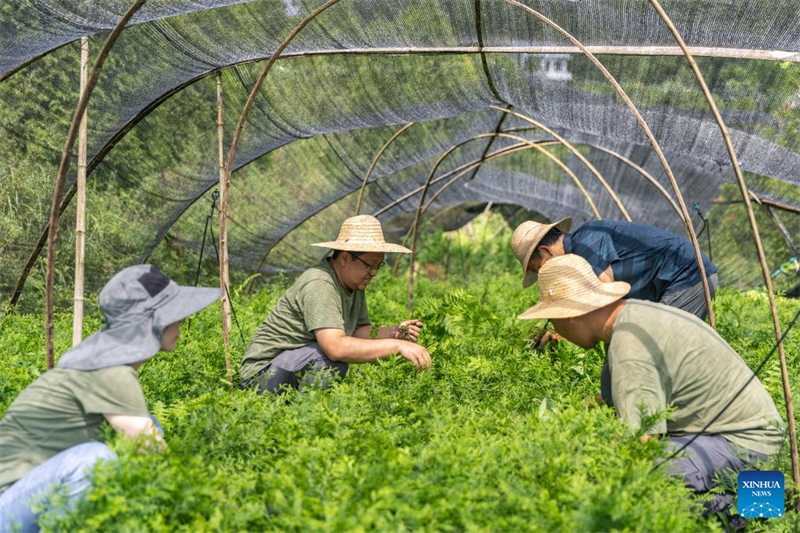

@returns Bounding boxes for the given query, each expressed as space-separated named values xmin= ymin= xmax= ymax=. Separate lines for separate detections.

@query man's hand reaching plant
xmin=531 ymin=328 xmax=564 ymax=350
xmin=394 ymin=319 xmax=424 ymax=343
xmin=395 ymin=340 xmax=432 ymax=371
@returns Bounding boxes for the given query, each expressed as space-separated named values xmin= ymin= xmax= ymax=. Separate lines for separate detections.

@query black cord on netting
xmin=186 ymin=190 xmax=245 ymax=344
xmin=693 ymin=202 xmax=712 ymax=262
xmin=651 ymin=305 xmax=800 ymax=473
xmin=192 ymin=191 xmax=218 ymax=287
xmin=187 ymin=190 xmax=219 ymax=333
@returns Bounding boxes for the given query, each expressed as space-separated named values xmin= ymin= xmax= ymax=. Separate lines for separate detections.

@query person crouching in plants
xmin=241 ymin=215 xmax=432 ymax=395
xmin=510 ymin=218 xmax=718 ymax=346
xmin=517 ymin=254 xmax=783 ymax=519
xmin=0 ymin=265 xmax=220 ymax=533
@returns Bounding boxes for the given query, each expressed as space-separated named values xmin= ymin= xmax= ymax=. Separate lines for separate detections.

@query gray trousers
xmin=665 ymin=434 xmax=767 ymax=516
xmin=660 ymin=273 xmax=719 ymax=321
xmin=243 ymin=344 xmax=348 ymax=395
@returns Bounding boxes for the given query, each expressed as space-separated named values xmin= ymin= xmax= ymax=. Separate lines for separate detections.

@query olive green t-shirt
xmin=0 ymin=365 xmax=149 ymax=493
xmin=607 ymin=300 xmax=784 ymax=455
xmin=240 ymin=260 xmax=371 ymax=382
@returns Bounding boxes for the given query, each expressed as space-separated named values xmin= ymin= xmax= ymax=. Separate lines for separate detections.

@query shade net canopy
xmin=2 ymin=0 xmax=800 ymax=308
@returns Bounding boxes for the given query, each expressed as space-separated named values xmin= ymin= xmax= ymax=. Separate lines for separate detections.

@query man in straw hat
xmin=518 ymin=254 xmax=782 ymax=518
xmin=0 ymin=265 xmax=220 ymax=532
xmin=510 ymin=219 xmax=718 ymax=320
xmin=241 ymin=215 xmax=432 ymax=394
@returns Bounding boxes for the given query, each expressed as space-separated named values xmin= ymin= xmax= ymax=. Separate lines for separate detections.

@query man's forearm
xmin=373 ymin=326 xmax=400 ymax=339
xmin=353 ymin=325 xmax=399 ymax=340
xmin=321 ymin=335 xmax=402 ymax=363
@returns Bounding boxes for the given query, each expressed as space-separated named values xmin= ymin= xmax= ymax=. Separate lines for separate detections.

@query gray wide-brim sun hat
xmin=57 ymin=265 xmax=221 ymax=371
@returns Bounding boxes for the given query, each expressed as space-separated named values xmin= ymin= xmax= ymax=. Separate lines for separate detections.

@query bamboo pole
xmin=406 ymin=147 xmax=455 ymax=312
xmin=216 ymin=71 xmax=233 ymax=388
xmin=488 ymin=106 xmax=630 ymax=221
xmin=587 ymin=143 xmax=684 ymax=223
xmin=759 ymin=198 xmax=800 ymax=216
xmin=397 ymin=128 xmax=607 ymax=281
xmin=495 ymin=1 xmax=715 ymax=328
xmin=393 ymin=126 xmax=608 ymax=278
xmin=72 ymin=37 xmax=89 ymax=347
xmin=4 ymin=44 xmax=800 ymax=86
xmin=355 ymin=122 xmax=414 ymax=215
xmin=45 ymin=0 xmax=146 ymax=369
xmin=648 ymin=0 xmax=799 ymax=506
xmin=222 ymin=0 xmax=342 ymax=218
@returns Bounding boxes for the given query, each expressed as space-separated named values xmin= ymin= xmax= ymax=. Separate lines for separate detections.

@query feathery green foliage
xmin=1 ymin=227 xmax=799 ymax=532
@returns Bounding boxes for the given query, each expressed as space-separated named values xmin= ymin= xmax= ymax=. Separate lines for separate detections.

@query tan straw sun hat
xmin=510 ymin=217 xmax=572 ymax=288
xmin=311 ymin=215 xmax=411 ymax=254
xmin=517 ymin=254 xmax=630 ymax=320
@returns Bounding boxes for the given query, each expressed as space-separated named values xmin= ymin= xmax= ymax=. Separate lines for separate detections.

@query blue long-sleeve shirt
xmin=564 ymin=221 xmax=717 ymax=301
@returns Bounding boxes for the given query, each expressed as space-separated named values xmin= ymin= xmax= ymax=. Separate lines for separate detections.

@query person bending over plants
xmin=241 ymin=215 xmax=432 ymax=395
xmin=0 ymin=265 xmax=220 ymax=533
xmin=518 ymin=254 xmax=783 ymax=521
xmin=511 ymin=217 xmax=719 ymax=397
xmin=511 ymin=218 xmax=718 ymax=319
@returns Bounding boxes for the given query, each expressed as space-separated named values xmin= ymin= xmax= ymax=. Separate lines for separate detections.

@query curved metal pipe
xmin=405 ymin=145 xmax=461 ymax=310
xmin=222 ymin=0 xmax=342 ymax=211
xmin=355 ymin=122 xmax=414 ymax=215
xmin=253 ymin=134 xmax=687 ymax=286
xmin=43 ymin=0 xmax=147 ymax=368
xmin=499 ymin=0 xmax=715 ymax=328
xmin=587 ymin=144 xmax=684 ymax=222
xmin=490 ymin=106 xmax=632 ymax=220
xmin=650 ymin=0 xmax=798 ymax=507
xmin=393 ymin=126 xmax=606 ymax=281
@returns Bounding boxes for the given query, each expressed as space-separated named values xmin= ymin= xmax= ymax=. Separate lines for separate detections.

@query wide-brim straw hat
xmin=518 ymin=254 xmax=630 ymax=320
xmin=510 ymin=217 xmax=572 ymax=288
xmin=311 ymin=215 xmax=411 ymax=254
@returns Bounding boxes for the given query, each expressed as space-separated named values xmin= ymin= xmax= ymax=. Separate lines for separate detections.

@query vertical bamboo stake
xmin=72 ymin=37 xmax=89 ymax=347
xmin=45 ymin=0 xmax=146 ymax=370
xmin=649 ymin=0 xmax=799 ymax=511
xmin=216 ymin=71 xmax=233 ymax=388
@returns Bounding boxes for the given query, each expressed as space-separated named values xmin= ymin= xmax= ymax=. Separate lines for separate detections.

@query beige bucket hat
xmin=510 ymin=217 xmax=572 ymax=288
xmin=517 ymin=254 xmax=630 ymax=320
xmin=311 ymin=215 xmax=411 ymax=254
